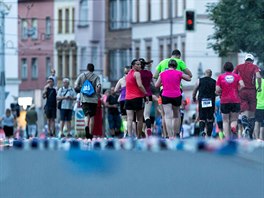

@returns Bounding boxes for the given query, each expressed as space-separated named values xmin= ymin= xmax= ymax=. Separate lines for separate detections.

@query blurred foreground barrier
xmin=1 ymin=137 xmax=264 ymax=154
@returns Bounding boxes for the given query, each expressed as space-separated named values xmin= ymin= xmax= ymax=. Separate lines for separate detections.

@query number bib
xmin=201 ymin=98 xmax=212 ymax=108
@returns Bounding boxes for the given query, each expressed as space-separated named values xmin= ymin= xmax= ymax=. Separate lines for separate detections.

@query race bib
xmin=201 ymin=98 xmax=212 ymax=108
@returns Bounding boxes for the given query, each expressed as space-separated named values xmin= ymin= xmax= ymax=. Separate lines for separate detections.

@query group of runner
xmin=74 ymin=50 xmax=263 ymax=140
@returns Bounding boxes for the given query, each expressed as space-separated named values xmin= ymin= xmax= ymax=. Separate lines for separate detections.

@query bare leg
xmin=136 ymin=109 xmax=144 ymax=138
xmin=126 ymin=110 xmax=134 ymax=137
xmin=222 ymin=113 xmax=230 ymax=139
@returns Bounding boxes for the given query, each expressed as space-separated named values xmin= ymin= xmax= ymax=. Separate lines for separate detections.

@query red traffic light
xmin=185 ymin=11 xmax=195 ymax=31
xmin=187 ymin=19 xmax=193 ymax=25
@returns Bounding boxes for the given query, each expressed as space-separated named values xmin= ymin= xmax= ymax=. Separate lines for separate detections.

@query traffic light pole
xmin=0 ymin=2 xmax=6 ymax=116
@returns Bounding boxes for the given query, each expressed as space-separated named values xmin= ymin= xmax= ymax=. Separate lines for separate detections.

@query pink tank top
xmin=160 ymin=69 xmax=182 ymax=98
xmin=126 ymin=70 xmax=145 ymax=100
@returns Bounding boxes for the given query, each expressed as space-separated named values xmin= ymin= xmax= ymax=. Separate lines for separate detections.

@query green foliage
xmin=207 ymin=0 xmax=264 ymax=65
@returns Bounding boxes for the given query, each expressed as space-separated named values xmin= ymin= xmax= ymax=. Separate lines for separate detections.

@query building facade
xmin=104 ymin=0 xmax=132 ymax=84
xmin=2 ymin=0 xmax=20 ymax=113
xmin=54 ymin=0 xmax=77 ymax=87
xmin=18 ymin=0 xmax=54 ymax=108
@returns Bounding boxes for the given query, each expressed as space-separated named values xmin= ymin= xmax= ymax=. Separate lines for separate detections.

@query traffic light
xmin=185 ymin=10 xmax=195 ymax=31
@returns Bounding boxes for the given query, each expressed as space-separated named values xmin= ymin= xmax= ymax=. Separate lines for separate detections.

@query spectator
xmin=106 ymin=87 xmax=121 ymax=137
xmin=25 ymin=104 xmax=38 ymax=138
xmin=0 ymin=108 xmax=15 ymax=139
xmin=57 ymin=78 xmax=76 ymax=138
xmin=43 ymin=76 xmax=57 ymax=137
xmin=74 ymin=63 xmax=101 ymax=139
xmin=50 ymin=69 xmax=58 ymax=89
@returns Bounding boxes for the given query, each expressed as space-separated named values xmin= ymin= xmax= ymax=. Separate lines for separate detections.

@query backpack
xmin=81 ymin=74 xmax=95 ymax=96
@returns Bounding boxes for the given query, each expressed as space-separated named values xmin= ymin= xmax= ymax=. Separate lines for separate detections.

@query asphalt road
xmin=0 ymin=148 xmax=264 ymax=198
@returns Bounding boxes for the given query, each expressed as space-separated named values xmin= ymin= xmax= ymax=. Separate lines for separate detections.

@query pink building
xmin=18 ymin=0 xmax=54 ymax=106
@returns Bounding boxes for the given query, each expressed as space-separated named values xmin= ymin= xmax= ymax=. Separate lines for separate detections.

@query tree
xmin=207 ymin=0 xmax=264 ymax=65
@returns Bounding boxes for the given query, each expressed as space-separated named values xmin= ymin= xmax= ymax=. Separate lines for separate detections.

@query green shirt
xmin=256 ymin=78 xmax=264 ymax=110
xmin=155 ymin=58 xmax=187 ymax=89
xmin=156 ymin=58 xmax=187 ymax=74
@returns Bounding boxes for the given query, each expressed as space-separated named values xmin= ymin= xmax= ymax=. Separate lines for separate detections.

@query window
xmin=136 ymin=0 xmax=140 ymax=22
xmin=65 ymin=9 xmax=70 ymax=33
xmin=72 ymin=8 xmax=75 ymax=33
xmin=46 ymin=57 xmax=51 ymax=78
xmin=167 ymin=0 xmax=170 ymax=19
xmin=72 ymin=51 xmax=77 ymax=79
xmin=58 ymin=9 xmax=62 ymax=33
xmin=135 ymin=47 xmax=140 ymax=58
xmin=31 ymin=58 xmax=38 ymax=79
xmin=31 ymin=18 xmax=38 ymax=39
xmin=58 ymin=52 xmax=63 ymax=79
xmin=109 ymin=49 xmax=131 ymax=81
xmin=65 ymin=53 xmax=69 ymax=77
xmin=80 ymin=47 xmax=87 ymax=68
xmin=175 ymin=0 xmax=178 ymax=17
xmin=146 ymin=46 xmax=151 ymax=61
xmin=147 ymin=0 xmax=151 ymax=21
xmin=45 ymin=17 xmax=51 ymax=39
xmin=160 ymin=0 xmax=163 ymax=19
xmin=110 ymin=0 xmax=117 ymax=29
xmin=21 ymin=19 xmax=28 ymax=40
xmin=79 ymin=0 xmax=88 ymax=26
xmin=159 ymin=45 xmax=164 ymax=61
xmin=21 ymin=58 xmax=27 ymax=79
xmin=110 ymin=0 xmax=130 ymax=30
xmin=167 ymin=43 xmax=171 ymax=58
xmin=91 ymin=46 xmax=98 ymax=66
xmin=109 ymin=50 xmax=118 ymax=80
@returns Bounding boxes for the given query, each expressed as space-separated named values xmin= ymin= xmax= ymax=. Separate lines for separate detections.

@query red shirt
xmin=140 ymin=70 xmax=153 ymax=96
xmin=216 ymin=72 xmax=242 ymax=104
xmin=125 ymin=70 xmax=145 ymax=100
xmin=234 ymin=62 xmax=259 ymax=89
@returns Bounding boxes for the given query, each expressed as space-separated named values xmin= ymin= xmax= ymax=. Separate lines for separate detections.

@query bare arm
xmin=155 ymin=76 xmax=162 ymax=88
xmin=215 ymin=85 xmax=222 ymax=96
xmin=134 ymin=71 xmax=147 ymax=95
xmin=192 ymin=79 xmax=200 ymax=102
xmin=153 ymin=70 xmax=160 ymax=80
xmin=256 ymin=71 xmax=262 ymax=92
xmin=239 ymin=80 xmax=245 ymax=91
xmin=183 ymin=68 xmax=193 ymax=78
xmin=114 ymin=79 xmax=122 ymax=93
xmin=182 ymin=73 xmax=191 ymax=81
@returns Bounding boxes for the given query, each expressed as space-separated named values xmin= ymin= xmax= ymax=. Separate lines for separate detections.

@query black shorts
xmin=161 ymin=95 xmax=182 ymax=107
xmin=119 ymin=101 xmax=127 ymax=116
xmin=82 ymin=102 xmax=97 ymax=117
xmin=60 ymin=109 xmax=73 ymax=121
xmin=255 ymin=109 xmax=264 ymax=123
xmin=221 ymin=103 xmax=240 ymax=114
xmin=3 ymin=126 xmax=14 ymax=137
xmin=198 ymin=99 xmax=215 ymax=121
xmin=45 ymin=107 xmax=57 ymax=119
xmin=125 ymin=97 xmax=145 ymax=111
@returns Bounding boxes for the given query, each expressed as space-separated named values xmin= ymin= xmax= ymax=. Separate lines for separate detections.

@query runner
xmin=139 ymin=58 xmax=154 ymax=137
xmin=155 ymin=59 xmax=191 ymax=138
xmin=216 ymin=62 xmax=245 ymax=139
xmin=125 ymin=59 xmax=148 ymax=138
xmin=192 ymin=69 xmax=216 ymax=137
xmin=154 ymin=49 xmax=192 ymax=137
xmin=234 ymin=54 xmax=261 ymax=139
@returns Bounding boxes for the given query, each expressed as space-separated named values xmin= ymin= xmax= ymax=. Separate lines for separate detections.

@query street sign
xmin=75 ymin=108 xmax=85 ymax=137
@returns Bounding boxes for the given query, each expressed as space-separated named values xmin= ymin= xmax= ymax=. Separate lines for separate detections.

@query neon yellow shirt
xmin=156 ymin=58 xmax=187 ymax=89
xmin=256 ymin=78 xmax=264 ymax=109
xmin=156 ymin=58 xmax=187 ymax=73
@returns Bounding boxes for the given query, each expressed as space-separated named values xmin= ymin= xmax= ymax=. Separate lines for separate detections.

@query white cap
xmin=244 ymin=53 xmax=254 ymax=61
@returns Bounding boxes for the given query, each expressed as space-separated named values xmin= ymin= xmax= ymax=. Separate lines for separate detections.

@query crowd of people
xmin=0 ymin=50 xmax=263 ymax=141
